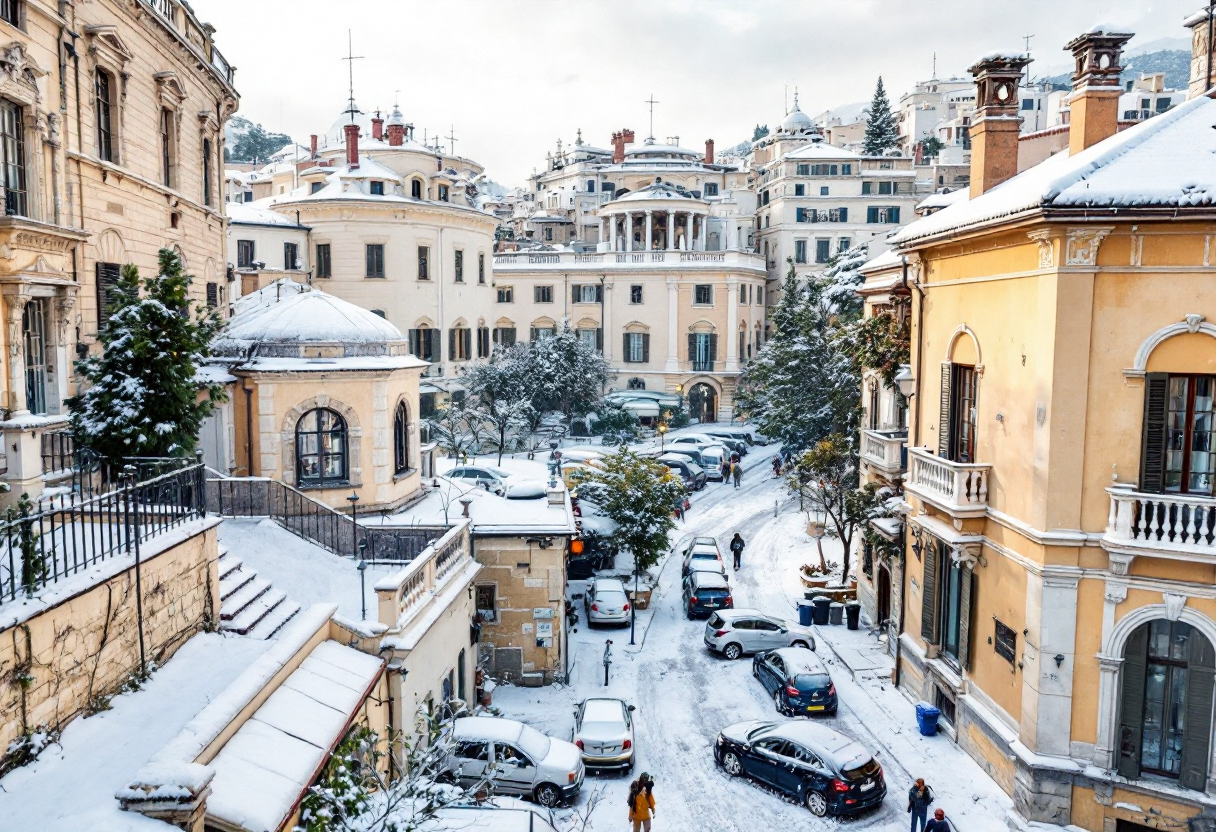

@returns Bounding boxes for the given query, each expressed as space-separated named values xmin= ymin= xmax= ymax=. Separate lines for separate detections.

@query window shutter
xmin=891 ymin=207 xmax=900 ymax=223
xmin=920 ymin=536 xmax=939 ymax=643
xmin=448 ymin=328 xmax=456 ymax=360
xmin=595 ymin=285 xmax=603 ymax=303
xmin=1139 ymin=372 xmax=1169 ymax=493
xmin=96 ymin=262 xmax=121 ymax=328
xmin=709 ymin=333 xmax=718 ymax=360
xmin=463 ymin=328 xmax=471 ymax=360
xmin=595 ymin=327 xmax=603 ymax=352
xmin=958 ymin=566 xmax=974 ymax=670
xmin=572 ymin=285 xmax=580 ymax=304
xmin=839 ymin=207 xmax=848 ymax=222
xmin=688 ymin=333 xmax=695 ymax=361
xmin=622 ymin=333 xmax=631 ymax=362
xmin=505 ymin=328 xmax=516 ymax=347
xmin=1117 ymin=624 xmax=1149 ymax=779
xmin=531 ymin=327 xmax=540 ymax=342
xmin=938 ymin=363 xmax=953 ymax=458
xmin=642 ymin=333 xmax=650 ymax=363
xmin=409 ymin=329 xmax=420 ymax=357
xmin=867 ymin=206 xmax=878 ymax=223
xmin=1179 ymin=631 xmax=1215 ymax=791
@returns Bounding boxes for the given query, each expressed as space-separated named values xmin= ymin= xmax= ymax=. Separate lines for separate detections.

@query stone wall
xmin=0 ymin=518 xmax=221 ymax=756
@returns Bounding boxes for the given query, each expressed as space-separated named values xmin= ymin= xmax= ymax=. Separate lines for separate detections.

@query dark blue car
xmin=752 ymin=647 xmax=837 ymax=716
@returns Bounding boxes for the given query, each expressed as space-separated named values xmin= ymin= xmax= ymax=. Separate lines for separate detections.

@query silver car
xmin=448 ymin=717 xmax=584 ymax=807
xmin=572 ymin=697 xmax=636 ymax=770
xmin=703 ymin=609 xmax=816 ymax=660
xmin=583 ymin=578 xmax=630 ymax=626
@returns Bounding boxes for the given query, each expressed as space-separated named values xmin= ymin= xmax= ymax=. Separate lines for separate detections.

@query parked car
xmin=714 ymin=720 xmax=885 ymax=817
xmin=583 ymin=578 xmax=630 ymax=626
xmin=571 ymin=697 xmax=636 ymax=771
xmin=657 ymin=453 xmax=707 ymax=491
xmin=663 ymin=445 xmax=730 ymax=478
xmin=682 ymin=557 xmax=728 ymax=584
xmin=753 ymin=647 xmax=837 ymax=716
xmin=446 ymin=465 xmax=515 ymax=494
xmin=448 ymin=716 xmax=584 ymax=807
xmin=671 ymin=433 xmax=748 ymax=456
xmin=566 ymin=533 xmax=614 ymax=580
xmin=683 ymin=571 xmax=733 ymax=619
xmin=703 ymin=427 xmax=757 ymax=447
xmin=703 ymin=609 xmax=816 ymax=660
xmin=681 ymin=541 xmax=724 ymax=577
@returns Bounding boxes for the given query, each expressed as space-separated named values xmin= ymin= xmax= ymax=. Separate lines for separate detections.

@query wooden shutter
xmin=595 ymin=328 xmax=603 ymax=352
xmin=688 ymin=333 xmax=696 ymax=361
xmin=448 ymin=328 xmax=456 ymax=360
xmin=891 ymin=207 xmax=900 ymax=223
xmin=622 ymin=333 xmax=631 ymax=362
xmin=1139 ymin=373 xmax=1169 ymax=493
xmin=409 ymin=329 xmax=420 ymax=357
xmin=958 ymin=566 xmax=974 ymax=670
xmin=1116 ymin=624 xmax=1149 ymax=780
xmin=595 ymin=285 xmax=603 ymax=303
xmin=709 ymin=333 xmax=718 ymax=360
xmin=867 ymin=205 xmax=878 ymax=222
xmin=938 ymin=363 xmax=953 ymax=458
xmin=642 ymin=334 xmax=650 ymax=363
xmin=839 ymin=207 xmax=848 ymax=223
xmin=96 ymin=262 xmax=121 ymax=328
xmin=463 ymin=328 xmax=471 ymax=360
xmin=920 ymin=536 xmax=939 ymax=643
xmin=572 ymin=285 xmax=580 ymax=304
xmin=531 ymin=327 xmax=540 ymax=342
xmin=1180 ymin=631 xmax=1216 ymax=791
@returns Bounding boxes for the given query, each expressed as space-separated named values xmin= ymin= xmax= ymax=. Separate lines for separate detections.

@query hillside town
xmin=0 ymin=2 xmax=1215 ymax=831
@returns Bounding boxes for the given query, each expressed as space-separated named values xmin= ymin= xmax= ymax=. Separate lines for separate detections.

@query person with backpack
xmin=729 ymin=533 xmax=745 ymax=570
xmin=908 ymin=779 xmax=935 ymax=832
xmin=731 ymin=461 xmax=743 ymax=488
xmin=628 ymin=775 xmax=656 ymax=832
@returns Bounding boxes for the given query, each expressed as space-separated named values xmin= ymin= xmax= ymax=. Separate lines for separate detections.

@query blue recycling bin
xmin=915 ymin=702 xmax=941 ymax=736
xmin=797 ymin=600 xmax=814 ymax=626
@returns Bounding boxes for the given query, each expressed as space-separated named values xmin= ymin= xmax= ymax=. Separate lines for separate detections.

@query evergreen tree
xmin=226 ymin=116 xmax=292 ymax=165
xmin=819 ymin=244 xmax=871 ymax=322
xmin=525 ymin=324 xmax=611 ymax=420
xmin=752 ymin=124 xmax=770 ymax=141
xmin=862 ymin=77 xmax=899 ymax=156
xmin=68 ymin=250 xmax=224 ymax=466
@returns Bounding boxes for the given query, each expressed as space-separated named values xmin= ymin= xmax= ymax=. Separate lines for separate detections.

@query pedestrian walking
xmin=731 ymin=461 xmax=742 ymax=488
xmin=907 ymin=778 xmax=934 ymax=832
xmin=720 ymin=459 xmax=731 ymax=484
xmin=729 ymin=533 xmax=745 ymax=570
xmin=628 ymin=775 xmax=656 ymax=832
xmin=772 ymin=456 xmax=782 ymax=478
xmin=924 ymin=809 xmax=951 ymax=832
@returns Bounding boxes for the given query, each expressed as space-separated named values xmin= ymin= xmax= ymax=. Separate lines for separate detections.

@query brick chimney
xmin=1065 ymin=30 xmax=1132 ymax=155
xmin=371 ymin=113 xmax=384 ymax=141
xmin=967 ymin=51 xmax=1032 ymax=198
xmin=1186 ymin=8 xmax=1215 ymax=98
xmin=704 ymin=138 xmax=715 ymax=164
xmin=309 ymin=134 xmax=317 ymax=157
xmin=344 ymin=123 xmax=360 ymax=169
xmin=387 ymin=122 xmax=404 ymax=146
xmin=611 ymin=129 xmax=635 ymax=163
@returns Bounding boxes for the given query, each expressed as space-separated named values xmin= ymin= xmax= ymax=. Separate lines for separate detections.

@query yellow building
xmin=882 ymin=28 xmax=1216 ymax=831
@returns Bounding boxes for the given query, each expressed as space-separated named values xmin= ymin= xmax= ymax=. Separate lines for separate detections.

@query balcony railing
xmin=494 ymin=249 xmax=763 ymax=271
xmin=1105 ymin=485 xmax=1216 ymax=557
xmin=375 ymin=521 xmax=472 ymax=627
xmin=691 ymin=359 xmax=715 ymax=373
xmin=905 ymin=447 xmax=990 ymax=515
xmin=861 ymin=428 xmax=907 ymax=475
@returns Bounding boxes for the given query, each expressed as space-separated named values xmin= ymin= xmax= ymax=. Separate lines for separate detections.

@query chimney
xmin=309 ymin=133 xmax=317 ymax=157
xmin=387 ymin=123 xmax=404 ymax=146
xmin=371 ymin=113 xmax=384 ymax=141
xmin=1065 ymin=29 xmax=1132 ymax=155
xmin=967 ymin=51 xmax=1032 ymax=197
xmin=611 ymin=131 xmax=625 ymax=163
xmin=704 ymin=138 xmax=715 ymax=164
xmin=343 ymin=123 xmax=360 ymax=169
xmin=1186 ymin=8 xmax=1215 ymax=98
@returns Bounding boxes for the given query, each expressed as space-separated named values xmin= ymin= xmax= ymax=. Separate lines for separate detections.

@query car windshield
xmin=793 ymin=673 xmax=831 ymax=691
xmin=691 ymin=551 xmax=718 ymax=560
xmin=485 ymin=466 xmax=512 ymax=478
xmin=518 ymin=725 xmax=552 ymax=761
xmin=697 ymin=588 xmax=730 ymax=598
xmin=841 ymin=758 xmax=881 ymax=781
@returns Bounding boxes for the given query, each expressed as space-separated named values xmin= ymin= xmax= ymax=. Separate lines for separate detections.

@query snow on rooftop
xmin=973 ymin=49 xmax=1031 ymax=64
xmin=215 ymin=286 xmax=407 ymax=352
xmin=781 ymin=142 xmax=862 ymax=161
xmin=915 ymin=188 xmax=968 ymax=211
xmin=892 ymin=95 xmax=1216 ymax=245
xmin=225 ymin=200 xmax=303 ymax=227
xmin=858 ymin=248 xmax=902 ymax=273
xmin=611 ymin=178 xmax=700 ymax=203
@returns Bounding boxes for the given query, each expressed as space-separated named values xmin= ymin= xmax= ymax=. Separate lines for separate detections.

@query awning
xmin=621 ymin=401 xmax=660 ymax=417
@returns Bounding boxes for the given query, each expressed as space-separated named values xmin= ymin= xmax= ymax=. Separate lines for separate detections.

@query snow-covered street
xmin=495 ymin=447 xmax=1013 ymax=831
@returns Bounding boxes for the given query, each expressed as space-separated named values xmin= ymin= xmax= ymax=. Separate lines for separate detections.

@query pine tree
xmin=819 ymin=244 xmax=871 ymax=322
xmin=525 ymin=324 xmax=611 ymax=420
xmin=862 ymin=76 xmax=899 ymax=156
xmin=68 ymin=249 xmax=225 ymax=467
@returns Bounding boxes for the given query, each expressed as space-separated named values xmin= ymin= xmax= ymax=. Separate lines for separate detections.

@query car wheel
xmin=774 ymin=690 xmax=787 ymax=715
xmin=792 ymin=640 xmax=809 ymax=649
xmin=722 ymin=751 xmax=743 ymax=777
xmin=723 ymin=642 xmax=743 ymax=660
xmin=535 ymin=783 xmax=561 ymax=807
xmin=804 ymin=788 xmax=829 ymax=817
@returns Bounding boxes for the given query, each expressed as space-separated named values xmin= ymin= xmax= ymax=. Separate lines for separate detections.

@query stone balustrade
xmin=905 ymin=447 xmax=991 ymax=517
xmin=1105 ymin=484 xmax=1216 ymax=558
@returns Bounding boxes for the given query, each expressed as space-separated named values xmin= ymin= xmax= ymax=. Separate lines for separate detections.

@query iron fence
xmin=40 ymin=430 xmax=75 ymax=477
xmin=0 ymin=463 xmax=207 ymax=604
xmin=69 ymin=450 xmax=193 ymax=498
xmin=205 ymin=475 xmax=447 ymax=562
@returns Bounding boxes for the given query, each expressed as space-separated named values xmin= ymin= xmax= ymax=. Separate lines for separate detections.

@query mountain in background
xmin=1040 ymin=48 xmax=1192 ymax=90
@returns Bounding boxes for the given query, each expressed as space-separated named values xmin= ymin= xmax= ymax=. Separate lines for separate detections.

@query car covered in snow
xmin=663 ymin=445 xmax=730 ymax=478
xmin=753 ymin=646 xmax=837 ymax=716
xmin=715 ymin=720 xmax=885 ymax=817
xmin=703 ymin=609 xmax=815 ymax=660
xmin=657 ymin=453 xmax=707 ymax=491
xmin=447 ymin=716 xmax=584 ymax=807
xmin=445 ymin=464 xmax=516 ymax=495
xmin=571 ymin=697 xmax=636 ymax=771
xmin=682 ymin=570 xmax=733 ymax=619
xmin=680 ymin=539 xmax=724 ymax=577
xmin=583 ymin=577 xmax=630 ymax=626
xmin=671 ymin=432 xmax=748 ymax=456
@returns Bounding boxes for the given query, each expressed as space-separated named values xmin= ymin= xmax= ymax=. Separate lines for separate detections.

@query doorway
xmin=688 ymin=383 xmax=718 ymax=423
xmin=877 ymin=565 xmax=891 ymax=625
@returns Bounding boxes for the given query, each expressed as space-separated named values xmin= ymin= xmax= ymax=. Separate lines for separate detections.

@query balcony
xmin=1104 ymin=485 xmax=1216 ymax=562
xmin=861 ymin=428 xmax=907 ymax=476
xmin=493 ymin=249 xmax=764 ymax=273
xmin=904 ymin=447 xmax=990 ymax=517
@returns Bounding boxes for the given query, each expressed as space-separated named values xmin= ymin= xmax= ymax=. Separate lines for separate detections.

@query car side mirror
xmin=756 ymin=651 xmax=767 ymax=660
xmin=628 ymin=705 xmax=636 ymax=711
xmin=779 ymin=627 xmax=788 ymax=634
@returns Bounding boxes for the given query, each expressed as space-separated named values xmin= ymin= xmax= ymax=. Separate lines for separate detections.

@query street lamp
xmin=894 ymin=365 xmax=915 ymax=400
xmin=657 ymin=421 xmax=668 ymax=452
xmin=357 ymin=550 xmax=368 ymax=620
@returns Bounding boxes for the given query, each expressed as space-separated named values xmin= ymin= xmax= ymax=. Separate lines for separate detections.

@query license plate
xmin=806 ymin=705 xmax=824 ymax=712
xmin=860 ymin=781 xmax=875 ymax=791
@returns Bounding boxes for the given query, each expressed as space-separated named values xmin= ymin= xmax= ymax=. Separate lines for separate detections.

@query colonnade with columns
xmin=599 ymin=207 xmax=709 ymax=252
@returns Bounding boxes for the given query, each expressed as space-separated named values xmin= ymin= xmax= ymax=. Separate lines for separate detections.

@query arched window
xmin=411 ymin=179 xmax=422 ymax=199
xmin=394 ymin=401 xmax=410 ymax=474
xmin=296 ymin=408 xmax=348 ymax=486
xmin=1118 ymin=618 xmax=1215 ymax=789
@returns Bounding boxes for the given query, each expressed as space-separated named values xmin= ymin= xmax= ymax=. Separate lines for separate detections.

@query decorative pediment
xmin=0 ymin=42 xmax=45 ymax=106
xmin=154 ymin=71 xmax=188 ymax=107
xmin=197 ymin=109 xmax=219 ymax=134
xmin=84 ymin=25 xmax=134 ymax=67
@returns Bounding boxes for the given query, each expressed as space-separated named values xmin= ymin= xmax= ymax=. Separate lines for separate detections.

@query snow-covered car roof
xmin=581 ymin=698 xmax=629 ymax=722
xmin=453 ymin=716 xmax=525 ymax=745
xmin=761 ymin=722 xmax=873 ymax=772
xmin=768 ymin=646 xmax=828 ymax=675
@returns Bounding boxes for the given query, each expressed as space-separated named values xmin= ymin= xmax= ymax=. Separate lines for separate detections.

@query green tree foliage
xmin=862 ymin=76 xmax=899 ymax=156
xmin=68 ymin=250 xmax=224 ymax=466
xmin=226 ymin=116 xmax=292 ymax=164
xmin=461 ymin=348 xmax=535 ymax=464
xmin=525 ymin=324 xmax=611 ymax=420
xmin=918 ymin=136 xmax=945 ymax=159
xmin=834 ymin=303 xmax=911 ymax=387
xmin=591 ymin=401 xmax=639 ymax=444
xmin=752 ymin=124 xmax=770 ymax=141
xmin=579 ymin=449 xmax=685 ymax=575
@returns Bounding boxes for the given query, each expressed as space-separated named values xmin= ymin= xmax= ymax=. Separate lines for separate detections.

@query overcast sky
xmin=195 ymin=0 xmax=1199 ymax=185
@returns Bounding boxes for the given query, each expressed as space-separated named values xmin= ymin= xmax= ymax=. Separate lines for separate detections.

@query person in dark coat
xmin=907 ymin=778 xmax=934 ymax=832
xmin=731 ymin=462 xmax=743 ymax=488
xmin=772 ymin=456 xmax=782 ymax=478
xmin=729 ymin=533 xmax=745 ymax=570
xmin=924 ymin=809 xmax=951 ymax=832
xmin=720 ymin=459 xmax=731 ymax=484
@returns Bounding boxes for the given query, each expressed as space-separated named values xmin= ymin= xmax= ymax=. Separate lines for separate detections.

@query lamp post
xmin=357 ymin=549 xmax=368 ymax=620
xmin=629 ymin=565 xmax=639 ymax=646
xmin=347 ymin=491 xmax=361 ymax=562
xmin=894 ymin=364 xmax=915 ymax=400
xmin=657 ymin=421 xmax=668 ymax=453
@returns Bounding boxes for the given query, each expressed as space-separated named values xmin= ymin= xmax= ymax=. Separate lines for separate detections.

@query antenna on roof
xmin=645 ymin=93 xmax=660 ymax=140
xmin=793 ymin=86 xmax=799 ymax=110
xmin=394 ymin=89 xmax=401 ymax=108
xmin=446 ymin=124 xmax=458 ymax=156
xmin=341 ymin=30 xmax=365 ymax=124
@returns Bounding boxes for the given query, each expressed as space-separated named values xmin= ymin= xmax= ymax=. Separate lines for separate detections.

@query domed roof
xmin=611 ymin=177 xmax=700 ymax=203
xmin=387 ymin=105 xmax=405 ymax=127
xmin=622 ymin=136 xmax=702 ymax=161
xmin=780 ymin=100 xmax=815 ymax=133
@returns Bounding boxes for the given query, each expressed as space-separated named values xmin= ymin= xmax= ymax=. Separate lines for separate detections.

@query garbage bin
xmin=845 ymin=602 xmax=861 ymax=630
xmin=811 ymin=596 xmax=831 ymax=626
xmin=829 ymin=602 xmax=844 ymax=626
xmin=797 ymin=599 xmax=814 ymax=627
xmin=915 ymin=701 xmax=941 ymax=736
xmin=804 ymin=590 xmax=817 ymax=601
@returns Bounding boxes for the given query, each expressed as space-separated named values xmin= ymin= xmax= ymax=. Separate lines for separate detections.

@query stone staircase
xmin=217 ymin=546 xmax=301 ymax=639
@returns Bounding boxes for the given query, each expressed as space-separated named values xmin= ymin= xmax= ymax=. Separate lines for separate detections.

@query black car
xmin=682 ymin=571 xmax=732 ymax=619
xmin=715 ymin=720 xmax=885 ymax=817
xmin=657 ymin=454 xmax=707 ymax=491
xmin=752 ymin=647 xmax=837 ymax=716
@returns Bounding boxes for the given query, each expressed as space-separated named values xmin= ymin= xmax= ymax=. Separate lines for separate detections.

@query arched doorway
xmin=688 ymin=383 xmax=718 ymax=423
xmin=877 ymin=566 xmax=891 ymax=625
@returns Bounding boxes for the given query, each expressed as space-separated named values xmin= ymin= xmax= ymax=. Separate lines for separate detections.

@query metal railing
xmin=71 ymin=452 xmax=193 ymax=499
xmin=205 ymin=475 xmax=448 ymax=562
xmin=41 ymin=430 xmax=75 ymax=478
xmin=0 ymin=463 xmax=206 ymax=603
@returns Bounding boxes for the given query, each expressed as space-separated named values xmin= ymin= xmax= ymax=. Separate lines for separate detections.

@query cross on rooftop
xmin=645 ymin=93 xmax=659 ymax=139
xmin=341 ymin=30 xmax=364 ymax=123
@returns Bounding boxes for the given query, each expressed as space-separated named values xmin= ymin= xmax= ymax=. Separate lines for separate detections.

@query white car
xmin=446 ymin=464 xmax=515 ymax=494
xmin=572 ymin=697 xmax=636 ymax=770
xmin=448 ymin=717 xmax=584 ymax=807
xmin=681 ymin=540 xmax=725 ymax=577
xmin=583 ymin=577 xmax=630 ymax=626
xmin=703 ymin=609 xmax=816 ymax=660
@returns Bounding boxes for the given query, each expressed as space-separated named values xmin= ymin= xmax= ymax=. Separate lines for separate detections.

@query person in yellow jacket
xmin=627 ymin=774 xmax=656 ymax=832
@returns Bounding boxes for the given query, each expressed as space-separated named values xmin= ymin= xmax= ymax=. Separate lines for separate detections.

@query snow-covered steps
xmin=220 ymin=577 xmax=271 ymax=618
xmin=216 ymin=550 xmax=300 ymax=639
xmin=247 ymin=599 xmax=302 ymax=640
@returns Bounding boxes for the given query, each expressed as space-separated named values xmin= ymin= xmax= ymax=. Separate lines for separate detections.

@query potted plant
xmin=799 ymin=562 xmax=830 ymax=588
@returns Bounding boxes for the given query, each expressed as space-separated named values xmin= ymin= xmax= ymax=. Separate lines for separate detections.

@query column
xmin=664 ymin=278 xmax=679 ymax=373
xmin=667 ymin=210 xmax=675 ymax=250
xmin=725 ymin=277 xmax=739 ymax=372
xmin=5 ymin=291 xmax=30 ymax=415
xmin=624 ymin=212 xmax=633 ymax=252
xmin=601 ymin=279 xmax=613 ymax=361
xmin=1020 ymin=572 xmax=1080 ymax=759
xmin=599 ymin=217 xmax=606 ymax=248
xmin=698 ymin=213 xmax=708 ymax=251
xmin=644 ymin=210 xmax=653 ymax=251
